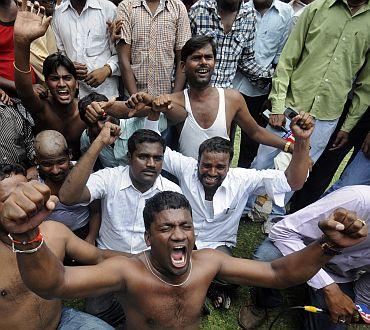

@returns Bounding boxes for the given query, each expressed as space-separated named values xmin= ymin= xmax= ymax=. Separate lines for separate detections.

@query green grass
xmin=65 ymin=128 xmax=359 ymax=329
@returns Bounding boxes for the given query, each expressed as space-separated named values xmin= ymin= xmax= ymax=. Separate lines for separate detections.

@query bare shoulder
xmin=192 ymin=248 xmax=225 ymax=268
xmin=40 ymin=221 xmax=69 ymax=241
xmin=224 ymin=88 xmax=243 ymax=102
xmin=171 ymin=91 xmax=185 ymax=106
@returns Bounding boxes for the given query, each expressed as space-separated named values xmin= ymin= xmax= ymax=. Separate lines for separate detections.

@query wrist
xmin=14 ymin=36 xmax=32 ymax=46
xmin=319 ymin=235 xmax=343 ymax=255
xmin=104 ymin=64 xmax=112 ymax=77
xmin=10 ymin=227 xmax=39 ymax=243
xmin=93 ymin=136 xmax=108 ymax=149
xmin=322 ymin=282 xmax=339 ymax=295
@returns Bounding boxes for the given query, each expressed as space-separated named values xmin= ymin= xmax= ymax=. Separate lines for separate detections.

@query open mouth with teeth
xmin=204 ymin=176 xmax=219 ymax=185
xmin=170 ymin=246 xmax=187 ymax=268
xmin=196 ymin=68 xmax=209 ymax=75
xmin=57 ymin=90 xmax=70 ymax=100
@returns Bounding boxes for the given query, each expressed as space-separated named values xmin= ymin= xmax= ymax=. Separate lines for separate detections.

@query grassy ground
xmin=65 ymin=128 xmax=359 ymax=329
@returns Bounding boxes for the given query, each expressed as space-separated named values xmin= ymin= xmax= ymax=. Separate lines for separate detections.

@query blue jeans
xmin=324 ymin=151 xmax=370 ymax=196
xmin=250 ymin=238 xmax=284 ymax=308
xmin=58 ymin=307 xmax=114 ymax=329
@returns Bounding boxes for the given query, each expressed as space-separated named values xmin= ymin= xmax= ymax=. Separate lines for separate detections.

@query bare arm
xmin=19 ymin=244 xmax=126 ymax=299
xmin=234 ymin=92 xmax=293 ymax=153
xmin=59 ymin=123 xmax=121 ymax=205
xmin=124 ymin=92 xmax=188 ymax=125
xmin=217 ymin=211 xmax=367 ymax=288
xmin=85 ymin=199 xmax=102 ymax=245
xmin=13 ymin=2 xmax=50 ymax=117
xmin=1 ymin=182 xmax=129 ymax=300
xmin=117 ymin=42 xmax=138 ymax=95
xmin=284 ymin=113 xmax=313 ymax=190
xmin=216 ymin=241 xmax=332 ymax=288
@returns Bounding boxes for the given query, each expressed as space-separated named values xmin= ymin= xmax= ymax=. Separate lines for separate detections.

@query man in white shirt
xmin=240 ymin=185 xmax=370 ymax=329
xmin=52 ymin=0 xmax=120 ymax=98
xmin=59 ymin=124 xmax=181 ymax=253
xmin=145 ymin=110 xmax=313 ymax=251
xmin=58 ymin=123 xmax=181 ymax=325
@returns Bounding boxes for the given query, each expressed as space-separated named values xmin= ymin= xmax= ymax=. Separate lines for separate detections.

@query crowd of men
xmin=0 ymin=0 xmax=369 ymax=328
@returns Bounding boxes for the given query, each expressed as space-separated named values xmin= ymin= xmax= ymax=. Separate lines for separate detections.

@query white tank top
xmin=179 ymin=88 xmax=229 ymax=159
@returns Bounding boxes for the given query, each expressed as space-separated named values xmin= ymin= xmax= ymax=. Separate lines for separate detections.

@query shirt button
xmin=342 ymin=37 xmax=346 ymax=41
xmin=325 ymin=78 xmax=329 ymax=82
xmin=334 ymin=57 xmax=338 ymax=62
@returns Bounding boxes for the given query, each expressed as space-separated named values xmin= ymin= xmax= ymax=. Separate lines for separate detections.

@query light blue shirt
xmin=80 ymin=116 xmax=167 ymax=168
xmin=233 ymin=0 xmax=293 ymax=97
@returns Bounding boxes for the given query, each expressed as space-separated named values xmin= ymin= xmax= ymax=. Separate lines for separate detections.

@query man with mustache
xmin=85 ymin=36 xmax=297 ymax=160
xmin=1 ymin=187 xmax=367 ymax=329
xmin=58 ymin=123 xmax=181 ymax=325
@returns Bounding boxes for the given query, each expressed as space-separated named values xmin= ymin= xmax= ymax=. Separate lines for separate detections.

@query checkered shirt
xmin=118 ymin=0 xmax=191 ymax=96
xmin=189 ymin=0 xmax=273 ymax=88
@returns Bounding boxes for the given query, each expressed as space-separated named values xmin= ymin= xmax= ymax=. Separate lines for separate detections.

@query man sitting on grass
xmin=1 ymin=185 xmax=367 ymax=330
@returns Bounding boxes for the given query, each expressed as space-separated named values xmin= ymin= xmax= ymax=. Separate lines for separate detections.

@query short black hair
xmin=127 ymin=129 xmax=166 ymax=155
xmin=43 ymin=52 xmax=77 ymax=80
xmin=181 ymin=35 xmax=217 ymax=62
xmin=0 ymin=163 xmax=26 ymax=181
xmin=78 ymin=92 xmax=109 ymax=126
xmin=198 ymin=137 xmax=233 ymax=161
xmin=143 ymin=191 xmax=192 ymax=231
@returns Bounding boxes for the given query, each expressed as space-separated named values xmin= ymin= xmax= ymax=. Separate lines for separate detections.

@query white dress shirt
xmin=86 ymin=166 xmax=182 ymax=253
xmin=233 ymin=0 xmax=293 ymax=97
xmin=163 ymin=148 xmax=291 ymax=249
xmin=269 ymin=185 xmax=370 ymax=290
xmin=52 ymin=0 xmax=120 ymax=98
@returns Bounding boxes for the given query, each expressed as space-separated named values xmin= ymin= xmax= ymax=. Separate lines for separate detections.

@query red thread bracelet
xmin=9 ymin=228 xmax=43 ymax=245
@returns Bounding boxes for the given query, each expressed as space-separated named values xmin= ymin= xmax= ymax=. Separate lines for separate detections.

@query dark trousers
xmin=289 ymin=104 xmax=370 ymax=213
xmin=238 ymin=94 xmax=268 ymax=168
xmin=304 ymin=283 xmax=354 ymax=330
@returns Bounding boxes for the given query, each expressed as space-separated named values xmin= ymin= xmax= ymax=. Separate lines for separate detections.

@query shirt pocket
xmin=231 ymin=34 xmax=245 ymax=58
xmin=156 ymin=19 xmax=176 ymax=50
xmin=85 ymin=34 xmax=109 ymax=57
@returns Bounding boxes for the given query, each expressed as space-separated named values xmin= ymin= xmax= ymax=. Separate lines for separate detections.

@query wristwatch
xmin=319 ymin=236 xmax=343 ymax=255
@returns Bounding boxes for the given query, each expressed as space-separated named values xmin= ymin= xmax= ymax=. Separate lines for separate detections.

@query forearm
xmin=86 ymin=207 xmax=101 ymax=243
xmin=59 ymin=139 xmax=104 ymax=204
xmin=117 ymin=43 xmax=137 ymax=95
xmin=284 ymin=137 xmax=310 ymax=190
xmin=13 ymin=39 xmax=34 ymax=95
xmin=16 ymin=242 xmax=67 ymax=299
xmin=252 ymin=126 xmax=291 ymax=152
xmin=105 ymin=100 xmax=136 ymax=118
xmin=270 ymin=225 xmax=335 ymax=289
xmin=13 ymin=39 xmax=41 ymax=110
xmin=270 ymin=240 xmax=332 ymax=289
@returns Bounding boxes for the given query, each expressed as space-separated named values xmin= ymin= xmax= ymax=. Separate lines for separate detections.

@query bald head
xmin=35 ymin=130 xmax=69 ymax=158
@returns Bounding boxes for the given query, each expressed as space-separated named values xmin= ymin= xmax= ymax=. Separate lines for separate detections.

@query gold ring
xmin=357 ymin=218 xmax=366 ymax=227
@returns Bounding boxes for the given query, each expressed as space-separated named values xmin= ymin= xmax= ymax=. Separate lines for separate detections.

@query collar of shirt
xmin=249 ymin=0 xmax=286 ymax=18
xmin=131 ymin=0 xmax=169 ymax=14
xmin=329 ymin=0 xmax=370 ymax=12
xmin=119 ymin=166 xmax=163 ymax=193
xmin=62 ymin=0 xmax=102 ymax=13
xmin=204 ymin=0 xmax=251 ymax=21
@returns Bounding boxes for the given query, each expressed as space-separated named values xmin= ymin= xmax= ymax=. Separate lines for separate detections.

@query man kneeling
xmin=1 ymin=185 xmax=367 ymax=329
